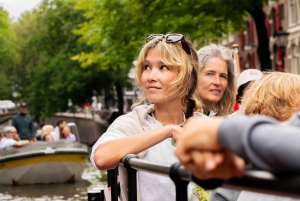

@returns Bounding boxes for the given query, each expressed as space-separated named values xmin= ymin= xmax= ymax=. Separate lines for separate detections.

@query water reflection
xmin=0 ymin=159 xmax=106 ymax=201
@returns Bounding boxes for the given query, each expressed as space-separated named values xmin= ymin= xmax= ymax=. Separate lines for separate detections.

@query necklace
xmin=151 ymin=111 xmax=186 ymax=127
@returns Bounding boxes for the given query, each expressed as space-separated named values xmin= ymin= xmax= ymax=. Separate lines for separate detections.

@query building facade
xmin=222 ymin=0 xmax=300 ymax=74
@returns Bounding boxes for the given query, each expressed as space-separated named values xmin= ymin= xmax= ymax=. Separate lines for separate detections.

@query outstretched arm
xmin=93 ymin=125 xmax=182 ymax=170
xmin=219 ymin=113 xmax=300 ymax=172
xmin=14 ymin=140 xmax=30 ymax=147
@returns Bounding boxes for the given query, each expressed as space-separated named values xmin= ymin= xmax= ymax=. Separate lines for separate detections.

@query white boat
xmin=0 ymin=123 xmax=89 ymax=185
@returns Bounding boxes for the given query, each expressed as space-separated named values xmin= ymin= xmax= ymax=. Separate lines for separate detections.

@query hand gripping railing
xmin=106 ymin=154 xmax=300 ymax=201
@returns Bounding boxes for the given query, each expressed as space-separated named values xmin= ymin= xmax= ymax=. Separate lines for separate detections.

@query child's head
xmin=236 ymin=69 xmax=263 ymax=103
xmin=242 ymin=72 xmax=300 ymax=121
xmin=43 ymin=134 xmax=54 ymax=141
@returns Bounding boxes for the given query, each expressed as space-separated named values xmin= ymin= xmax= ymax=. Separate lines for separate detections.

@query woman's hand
xmin=166 ymin=125 xmax=184 ymax=143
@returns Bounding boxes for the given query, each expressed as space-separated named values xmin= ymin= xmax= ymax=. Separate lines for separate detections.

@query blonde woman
xmin=197 ymin=44 xmax=236 ymax=116
xmin=91 ymin=34 xmax=206 ymax=201
xmin=243 ymin=72 xmax=300 ymax=121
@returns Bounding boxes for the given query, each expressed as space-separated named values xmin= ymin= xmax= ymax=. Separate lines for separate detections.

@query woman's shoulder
xmin=107 ymin=104 xmax=153 ymax=133
xmin=117 ymin=104 xmax=153 ymax=121
xmin=193 ymin=112 xmax=209 ymax=118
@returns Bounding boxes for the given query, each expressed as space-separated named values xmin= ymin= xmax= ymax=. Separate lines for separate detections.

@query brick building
xmin=222 ymin=0 xmax=300 ymax=73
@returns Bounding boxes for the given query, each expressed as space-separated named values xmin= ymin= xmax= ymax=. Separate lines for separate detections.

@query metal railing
xmin=101 ymin=154 xmax=300 ymax=201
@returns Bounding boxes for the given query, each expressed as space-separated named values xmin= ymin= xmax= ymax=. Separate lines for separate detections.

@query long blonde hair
xmin=197 ymin=44 xmax=236 ymax=116
xmin=242 ymin=72 xmax=300 ymax=121
xmin=133 ymin=34 xmax=203 ymax=118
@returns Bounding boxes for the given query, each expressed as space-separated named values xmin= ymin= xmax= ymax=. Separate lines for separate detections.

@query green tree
xmin=0 ymin=7 xmax=19 ymax=99
xmin=13 ymin=0 xmax=113 ymax=120
xmin=11 ymin=11 xmax=43 ymax=100
xmin=74 ymin=0 xmax=238 ymax=114
xmin=74 ymin=0 xmax=271 ymax=90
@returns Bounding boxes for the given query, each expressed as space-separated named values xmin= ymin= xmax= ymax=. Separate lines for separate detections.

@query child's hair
xmin=133 ymin=34 xmax=203 ymax=118
xmin=242 ymin=72 xmax=300 ymax=121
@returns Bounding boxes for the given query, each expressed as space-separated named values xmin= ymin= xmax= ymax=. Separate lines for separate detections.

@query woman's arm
xmin=93 ymin=125 xmax=182 ymax=170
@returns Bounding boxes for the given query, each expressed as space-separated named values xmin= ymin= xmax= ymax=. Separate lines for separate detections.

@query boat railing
xmin=99 ymin=154 xmax=300 ymax=201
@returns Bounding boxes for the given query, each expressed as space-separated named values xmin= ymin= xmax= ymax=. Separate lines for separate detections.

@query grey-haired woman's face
xmin=198 ymin=57 xmax=228 ymax=109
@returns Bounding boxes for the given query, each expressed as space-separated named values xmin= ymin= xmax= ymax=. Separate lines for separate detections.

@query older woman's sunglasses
xmin=146 ymin=34 xmax=191 ymax=55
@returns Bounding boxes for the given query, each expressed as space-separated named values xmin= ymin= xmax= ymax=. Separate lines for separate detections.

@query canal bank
xmin=0 ymin=159 xmax=106 ymax=201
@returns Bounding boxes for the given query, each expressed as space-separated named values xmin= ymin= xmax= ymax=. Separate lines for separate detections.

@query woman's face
xmin=198 ymin=57 xmax=228 ymax=110
xmin=141 ymin=48 xmax=180 ymax=104
xmin=62 ymin=126 xmax=70 ymax=136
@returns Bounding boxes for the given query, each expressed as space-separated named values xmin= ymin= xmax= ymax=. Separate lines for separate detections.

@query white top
xmin=91 ymin=105 xmax=206 ymax=201
xmin=50 ymin=126 xmax=60 ymax=141
xmin=97 ymin=102 xmax=102 ymax=111
xmin=0 ymin=137 xmax=16 ymax=148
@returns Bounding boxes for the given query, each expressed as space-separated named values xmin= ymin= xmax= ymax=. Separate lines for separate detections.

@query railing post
xmin=108 ymin=167 xmax=119 ymax=201
xmin=123 ymin=154 xmax=139 ymax=201
xmin=107 ymin=169 xmax=111 ymax=187
xmin=169 ymin=162 xmax=189 ymax=201
xmin=90 ymin=186 xmax=105 ymax=201
xmin=87 ymin=189 xmax=102 ymax=201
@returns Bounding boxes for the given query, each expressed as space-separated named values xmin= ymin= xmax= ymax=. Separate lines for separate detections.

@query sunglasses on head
xmin=146 ymin=34 xmax=191 ymax=55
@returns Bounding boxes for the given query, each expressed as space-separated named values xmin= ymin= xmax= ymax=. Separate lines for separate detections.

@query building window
xmin=251 ymin=53 xmax=255 ymax=68
xmin=244 ymin=22 xmax=250 ymax=47
xmin=273 ymin=45 xmax=278 ymax=71
xmin=291 ymin=45 xmax=298 ymax=74
xmin=297 ymin=0 xmax=300 ymax=22
xmin=240 ymin=30 xmax=245 ymax=50
xmin=270 ymin=8 xmax=276 ymax=35
xmin=280 ymin=4 xmax=284 ymax=20
xmin=246 ymin=54 xmax=251 ymax=69
xmin=289 ymin=0 xmax=296 ymax=24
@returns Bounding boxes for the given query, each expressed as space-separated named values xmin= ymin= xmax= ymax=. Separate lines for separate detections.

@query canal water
xmin=0 ymin=159 xmax=106 ymax=201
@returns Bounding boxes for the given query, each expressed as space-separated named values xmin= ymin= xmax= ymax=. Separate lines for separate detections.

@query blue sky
xmin=0 ymin=0 xmax=42 ymax=21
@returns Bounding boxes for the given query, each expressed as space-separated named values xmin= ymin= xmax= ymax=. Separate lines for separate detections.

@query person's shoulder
xmin=26 ymin=114 xmax=33 ymax=119
xmin=132 ymin=104 xmax=153 ymax=116
xmin=2 ymin=137 xmax=16 ymax=145
xmin=8 ymin=138 xmax=16 ymax=143
xmin=115 ymin=104 xmax=152 ymax=120
xmin=193 ymin=112 xmax=209 ymax=118
xmin=107 ymin=104 xmax=152 ymax=133
xmin=12 ymin=113 xmax=19 ymax=119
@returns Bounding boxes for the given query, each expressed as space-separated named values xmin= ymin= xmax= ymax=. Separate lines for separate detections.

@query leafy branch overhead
xmin=1 ymin=0 xmax=270 ymax=120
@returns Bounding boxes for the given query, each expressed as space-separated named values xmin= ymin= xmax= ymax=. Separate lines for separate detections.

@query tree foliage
xmin=74 ymin=0 xmax=271 ymax=85
xmin=73 ymin=0 xmax=249 ymax=113
xmin=2 ymin=0 xmax=271 ymax=120
xmin=0 ymin=8 xmax=19 ymax=99
xmin=12 ymin=0 xmax=114 ymax=120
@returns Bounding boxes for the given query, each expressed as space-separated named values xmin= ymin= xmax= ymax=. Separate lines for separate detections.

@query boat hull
xmin=0 ymin=141 xmax=89 ymax=185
